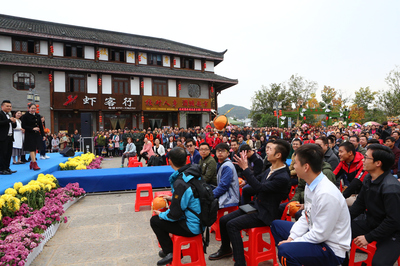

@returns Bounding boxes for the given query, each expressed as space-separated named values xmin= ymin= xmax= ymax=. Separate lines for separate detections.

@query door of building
xmin=187 ymin=114 xmax=201 ymax=128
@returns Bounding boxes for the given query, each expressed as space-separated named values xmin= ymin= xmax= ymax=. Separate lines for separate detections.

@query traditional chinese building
xmin=0 ymin=14 xmax=237 ymax=133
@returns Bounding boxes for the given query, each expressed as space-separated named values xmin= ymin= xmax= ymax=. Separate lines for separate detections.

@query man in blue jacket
xmin=150 ymin=147 xmax=203 ymax=265
xmin=186 ymin=138 xmax=201 ymax=164
xmin=213 ymin=143 xmax=240 ymax=208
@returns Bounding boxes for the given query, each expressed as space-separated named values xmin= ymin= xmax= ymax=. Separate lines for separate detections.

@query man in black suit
xmin=0 ymin=100 xmax=17 ymax=175
xmin=208 ymin=139 xmax=290 ymax=265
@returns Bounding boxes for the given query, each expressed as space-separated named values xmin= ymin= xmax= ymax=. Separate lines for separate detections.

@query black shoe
xmin=7 ymin=169 xmax=17 ymax=173
xmin=1 ymin=170 xmax=11 ymax=175
xmin=208 ymin=249 xmax=233 ymax=260
xmin=158 ymin=250 xmax=166 ymax=258
xmin=157 ymin=252 xmax=173 ymax=265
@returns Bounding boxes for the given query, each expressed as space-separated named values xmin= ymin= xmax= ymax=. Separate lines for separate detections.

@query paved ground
xmin=31 ymin=156 xmax=386 ymax=266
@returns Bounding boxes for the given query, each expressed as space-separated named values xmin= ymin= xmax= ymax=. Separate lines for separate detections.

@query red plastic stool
xmin=349 ymin=241 xmax=377 ymax=266
xmin=186 ymin=156 xmax=191 ymax=165
xmin=128 ymin=157 xmax=138 ymax=167
xmin=281 ymin=204 xmax=293 ymax=222
xmin=210 ymin=206 xmax=238 ymax=241
xmin=135 ymin=183 xmax=153 ymax=212
xmin=242 ymin=226 xmax=279 ymax=266
xmin=133 ymin=162 xmax=143 ymax=167
xmin=167 ymin=234 xmax=206 ymax=266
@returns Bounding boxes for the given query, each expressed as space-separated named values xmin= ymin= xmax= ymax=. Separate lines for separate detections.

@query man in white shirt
xmin=270 ymin=144 xmax=351 ymax=266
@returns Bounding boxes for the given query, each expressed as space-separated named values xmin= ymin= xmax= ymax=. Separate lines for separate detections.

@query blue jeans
xmin=270 ymin=220 xmax=344 ymax=266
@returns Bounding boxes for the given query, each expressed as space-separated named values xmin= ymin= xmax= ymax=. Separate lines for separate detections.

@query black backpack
xmin=185 ymin=176 xmax=218 ymax=253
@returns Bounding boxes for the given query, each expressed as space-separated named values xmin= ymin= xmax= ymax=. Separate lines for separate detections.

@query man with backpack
xmin=150 ymin=147 xmax=205 ymax=266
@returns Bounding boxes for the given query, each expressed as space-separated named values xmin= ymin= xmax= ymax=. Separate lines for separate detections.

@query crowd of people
xmin=2 ymin=99 xmax=400 ymax=265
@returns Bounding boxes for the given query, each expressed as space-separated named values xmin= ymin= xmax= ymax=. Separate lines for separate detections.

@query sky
xmin=2 ymin=0 xmax=400 ymax=110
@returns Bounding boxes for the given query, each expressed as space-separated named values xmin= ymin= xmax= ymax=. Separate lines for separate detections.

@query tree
xmin=331 ymin=89 xmax=349 ymax=113
xmin=249 ymin=83 xmax=291 ymax=125
xmin=306 ymin=93 xmax=319 ymax=109
xmin=379 ymin=66 xmax=400 ymax=116
xmin=353 ymin=87 xmax=378 ymax=111
xmin=320 ymin=86 xmax=337 ymax=108
xmin=286 ymin=74 xmax=318 ymax=109
xmin=349 ymin=104 xmax=365 ymax=122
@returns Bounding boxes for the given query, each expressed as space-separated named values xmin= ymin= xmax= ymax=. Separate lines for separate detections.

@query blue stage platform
xmin=0 ymin=152 xmax=82 ymax=194
xmin=54 ymin=166 xmax=174 ymax=193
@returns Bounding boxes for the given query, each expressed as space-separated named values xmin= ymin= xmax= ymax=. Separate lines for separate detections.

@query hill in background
xmin=218 ymin=104 xmax=250 ymax=120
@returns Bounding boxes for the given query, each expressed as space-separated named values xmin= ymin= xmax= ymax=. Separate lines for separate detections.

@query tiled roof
xmin=0 ymin=14 xmax=226 ymax=61
xmin=0 ymin=52 xmax=238 ymax=89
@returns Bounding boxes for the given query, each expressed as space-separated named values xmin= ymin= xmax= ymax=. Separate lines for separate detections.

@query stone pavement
xmin=31 ymin=156 xmax=376 ymax=266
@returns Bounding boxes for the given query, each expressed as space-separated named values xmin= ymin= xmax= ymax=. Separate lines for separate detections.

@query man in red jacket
xmin=334 ymin=142 xmax=368 ymax=206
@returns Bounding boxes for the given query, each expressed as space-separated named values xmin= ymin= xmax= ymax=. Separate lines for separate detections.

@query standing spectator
xmin=51 ymin=133 xmax=59 ymax=152
xmin=12 ymin=110 xmax=24 ymax=165
xmin=379 ymin=122 xmax=392 ymax=141
xmin=73 ymin=129 xmax=81 ymax=152
xmin=0 ymin=100 xmax=17 ymax=175
xmin=112 ymin=131 xmax=120 ymax=157
xmin=121 ymin=137 xmax=136 ymax=167
xmin=347 ymin=144 xmax=400 ymax=266
xmin=21 ymin=103 xmax=44 ymax=171
xmin=39 ymin=116 xmax=50 ymax=159
xmin=107 ymin=138 xmax=114 ymax=158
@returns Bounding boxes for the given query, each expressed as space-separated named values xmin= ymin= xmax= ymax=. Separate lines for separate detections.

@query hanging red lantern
xmin=203 ymin=63 xmax=206 ymax=69
xmin=36 ymin=104 xmax=39 ymax=113
xmin=279 ymin=110 xmax=282 ymax=116
xmin=96 ymin=50 xmax=100 ymax=59
xmin=141 ymin=81 xmax=144 ymax=88
xmin=138 ymin=55 xmax=141 ymax=62
xmin=50 ymin=45 xmax=54 ymax=54
xmin=141 ymin=116 xmax=144 ymax=123
xmin=48 ymin=74 xmax=52 ymax=83
xmin=211 ymin=86 xmax=214 ymax=93
xmin=99 ymin=115 xmax=103 ymax=123
xmin=98 ymin=78 xmax=102 ymax=86
xmin=326 ymin=116 xmax=329 ymax=120
xmin=178 ymin=84 xmax=181 ymax=91
xmin=173 ymin=59 xmax=176 ymax=65
xmin=274 ymin=111 xmax=277 ymax=117
xmin=303 ymin=116 xmax=306 ymax=120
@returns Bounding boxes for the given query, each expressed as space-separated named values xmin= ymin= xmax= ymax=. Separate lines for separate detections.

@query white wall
xmin=99 ymin=48 xmax=108 ymax=61
xmin=54 ymin=71 xmax=66 ymax=92
xmin=87 ymin=74 xmax=97 ymax=94
xmin=53 ymin=42 xmax=63 ymax=57
xmin=163 ymin=55 xmax=170 ymax=67
xmin=168 ymin=79 xmax=176 ymax=97
xmin=126 ymin=51 xmax=135 ymax=64
xmin=131 ymin=77 xmax=140 ymax=95
xmin=0 ymin=36 xmax=12 ymax=51
xmin=102 ymin=75 xmax=112 ymax=94
xmin=85 ymin=46 xmax=95 ymax=59
xmin=174 ymin=56 xmax=180 ymax=68
xmin=139 ymin=52 xmax=147 ymax=65
xmin=194 ymin=59 xmax=202 ymax=70
xmin=205 ymin=61 xmax=214 ymax=72
xmin=143 ymin=78 xmax=152 ymax=96
xmin=38 ymin=40 xmax=48 ymax=55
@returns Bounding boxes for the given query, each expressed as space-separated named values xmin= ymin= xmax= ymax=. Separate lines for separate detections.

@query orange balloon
xmin=151 ymin=196 xmax=168 ymax=211
xmin=287 ymin=201 xmax=301 ymax=218
xmin=213 ymin=115 xmax=228 ymax=131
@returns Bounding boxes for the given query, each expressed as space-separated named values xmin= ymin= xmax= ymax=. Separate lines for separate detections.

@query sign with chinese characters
xmin=53 ymin=92 xmax=141 ymax=111
xmin=142 ymin=96 xmax=211 ymax=111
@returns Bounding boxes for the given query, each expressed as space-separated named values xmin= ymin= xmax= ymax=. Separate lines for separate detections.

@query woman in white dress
xmin=12 ymin=111 xmax=24 ymax=164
